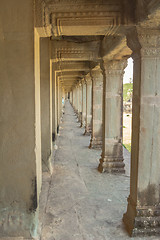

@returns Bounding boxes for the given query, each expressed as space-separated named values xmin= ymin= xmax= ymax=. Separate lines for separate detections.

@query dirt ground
xmin=123 ymin=113 xmax=132 ymax=149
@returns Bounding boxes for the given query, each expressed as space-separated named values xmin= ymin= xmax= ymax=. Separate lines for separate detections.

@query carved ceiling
xmin=38 ymin=0 xmax=160 ymax=92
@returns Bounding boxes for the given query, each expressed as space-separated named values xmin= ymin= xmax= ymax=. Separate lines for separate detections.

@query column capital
xmin=91 ymin=65 xmax=103 ymax=81
xmin=127 ymin=27 xmax=160 ymax=59
xmin=81 ymin=78 xmax=86 ymax=85
xmin=85 ymin=73 xmax=92 ymax=83
xmin=102 ymin=59 xmax=127 ymax=76
xmin=78 ymin=80 xmax=82 ymax=87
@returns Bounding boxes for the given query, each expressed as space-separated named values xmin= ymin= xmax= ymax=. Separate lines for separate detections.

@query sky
xmin=123 ymin=58 xmax=133 ymax=84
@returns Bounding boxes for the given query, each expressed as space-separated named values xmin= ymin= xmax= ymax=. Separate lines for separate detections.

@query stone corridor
xmin=39 ymin=101 xmax=157 ymax=240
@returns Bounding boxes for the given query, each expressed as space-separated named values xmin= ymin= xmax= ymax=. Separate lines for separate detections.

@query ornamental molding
xmin=91 ymin=65 xmax=103 ymax=81
xmin=127 ymin=27 xmax=160 ymax=58
xmin=141 ymin=47 xmax=160 ymax=57
xmin=51 ymin=41 xmax=99 ymax=61
xmin=53 ymin=49 xmax=94 ymax=62
xmin=43 ymin=0 xmax=123 ymax=36
xmin=85 ymin=73 xmax=92 ymax=83
xmin=138 ymin=30 xmax=160 ymax=48
xmin=103 ymin=59 xmax=127 ymax=75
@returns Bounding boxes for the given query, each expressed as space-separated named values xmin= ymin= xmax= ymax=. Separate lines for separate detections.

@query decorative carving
xmin=127 ymin=27 xmax=160 ymax=58
xmin=85 ymin=74 xmax=92 ymax=83
xmin=43 ymin=0 xmax=123 ymax=36
xmin=91 ymin=65 xmax=103 ymax=81
xmin=103 ymin=59 xmax=127 ymax=76
xmin=141 ymin=47 xmax=160 ymax=57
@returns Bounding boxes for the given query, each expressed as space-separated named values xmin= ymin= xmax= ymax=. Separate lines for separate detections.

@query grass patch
xmin=123 ymin=143 xmax=131 ymax=152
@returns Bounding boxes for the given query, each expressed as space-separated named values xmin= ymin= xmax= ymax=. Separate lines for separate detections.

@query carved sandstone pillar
xmin=89 ymin=66 xmax=103 ymax=149
xmin=82 ymin=80 xmax=86 ymax=127
xmin=40 ymin=38 xmax=52 ymax=173
xmin=75 ymin=85 xmax=79 ymax=115
xmin=70 ymin=90 xmax=73 ymax=105
xmin=84 ymin=74 xmax=92 ymax=135
xmin=52 ymin=65 xmax=57 ymax=142
xmin=98 ymin=59 xmax=127 ymax=173
xmin=123 ymin=28 xmax=160 ymax=237
xmin=59 ymin=83 xmax=62 ymax=121
xmin=78 ymin=83 xmax=82 ymax=123
xmin=56 ymin=76 xmax=60 ymax=133
xmin=72 ymin=87 xmax=76 ymax=111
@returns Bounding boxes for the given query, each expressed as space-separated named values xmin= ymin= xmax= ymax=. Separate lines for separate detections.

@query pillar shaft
xmin=0 ymin=1 xmax=41 ymax=237
xmin=57 ymin=77 xmax=60 ymax=133
xmin=52 ymin=65 xmax=57 ymax=142
xmin=40 ymin=38 xmax=52 ymax=173
xmin=123 ymin=28 xmax=160 ymax=237
xmin=72 ymin=88 xmax=75 ymax=110
xmin=70 ymin=90 xmax=73 ymax=104
xmin=85 ymin=75 xmax=92 ymax=135
xmin=75 ymin=86 xmax=79 ymax=115
xmin=82 ymin=81 xmax=86 ymax=127
xmin=89 ymin=67 xmax=103 ymax=149
xmin=78 ymin=83 xmax=83 ymax=123
xmin=98 ymin=60 xmax=127 ymax=173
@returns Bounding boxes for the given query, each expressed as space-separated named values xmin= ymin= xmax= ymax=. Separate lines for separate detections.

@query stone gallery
xmin=0 ymin=0 xmax=160 ymax=239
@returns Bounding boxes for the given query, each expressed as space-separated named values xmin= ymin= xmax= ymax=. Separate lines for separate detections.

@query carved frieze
xmin=51 ymin=40 xmax=100 ymax=62
xmin=103 ymin=59 xmax=127 ymax=76
xmin=43 ymin=0 xmax=123 ymax=36
xmin=127 ymin=27 xmax=160 ymax=58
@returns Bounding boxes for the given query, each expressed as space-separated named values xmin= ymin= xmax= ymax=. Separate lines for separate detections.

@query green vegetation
xmin=123 ymin=83 xmax=133 ymax=102
xmin=123 ymin=143 xmax=131 ymax=152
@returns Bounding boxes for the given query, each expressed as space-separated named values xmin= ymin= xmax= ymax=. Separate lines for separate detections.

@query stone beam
xmin=44 ymin=0 xmax=134 ymax=36
xmin=101 ymin=36 xmax=132 ymax=60
xmin=136 ymin=0 xmax=160 ymax=24
xmin=55 ymin=61 xmax=91 ymax=72
xmin=51 ymin=40 xmax=100 ymax=62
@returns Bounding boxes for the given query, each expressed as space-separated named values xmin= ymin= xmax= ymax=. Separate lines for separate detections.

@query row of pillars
xmin=40 ymin=38 xmax=65 ymax=174
xmin=1 ymin=0 xmax=160 ymax=236
xmin=70 ymin=29 xmax=160 ymax=237
xmin=71 ymin=60 xmax=125 ymax=174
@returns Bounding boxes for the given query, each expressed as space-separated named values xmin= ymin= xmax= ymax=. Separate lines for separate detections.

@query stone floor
xmin=38 ymin=101 xmax=159 ymax=240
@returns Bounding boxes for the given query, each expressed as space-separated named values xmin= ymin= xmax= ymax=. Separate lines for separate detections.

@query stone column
xmin=89 ymin=66 xmax=103 ymax=149
xmin=0 ymin=1 xmax=41 ymax=238
xmin=70 ymin=90 xmax=73 ymax=104
xmin=74 ymin=85 xmax=79 ymax=115
xmin=40 ymin=38 xmax=52 ymax=173
xmin=78 ymin=83 xmax=83 ymax=124
xmin=82 ymin=80 xmax=86 ymax=127
xmin=98 ymin=59 xmax=127 ymax=173
xmin=59 ymin=83 xmax=62 ymax=121
xmin=52 ymin=65 xmax=57 ymax=142
xmin=84 ymin=74 xmax=92 ymax=135
xmin=72 ymin=88 xmax=75 ymax=109
xmin=123 ymin=28 xmax=160 ymax=237
xmin=56 ymin=76 xmax=60 ymax=134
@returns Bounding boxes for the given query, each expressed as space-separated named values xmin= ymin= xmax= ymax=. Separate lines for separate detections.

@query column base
xmin=84 ymin=125 xmax=92 ymax=135
xmin=0 ymin=207 xmax=38 ymax=238
xmin=80 ymin=121 xmax=86 ymax=128
xmin=78 ymin=112 xmax=82 ymax=123
xmin=98 ymin=156 xmax=125 ymax=173
xmin=89 ymin=137 xmax=102 ymax=149
xmin=123 ymin=196 xmax=160 ymax=237
xmin=84 ymin=130 xmax=91 ymax=136
xmin=42 ymin=154 xmax=53 ymax=175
